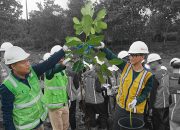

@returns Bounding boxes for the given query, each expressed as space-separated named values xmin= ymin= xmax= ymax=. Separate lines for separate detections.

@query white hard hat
xmin=118 ymin=50 xmax=129 ymax=59
xmin=128 ymin=41 xmax=149 ymax=54
xmin=147 ymin=53 xmax=161 ymax=64
xmin=0 ymin=42 xmax=13 ymax=51
xmin=50 ymin=45 xmax=62 ymax=55
xmin=94 ymin=56 xmax=105 ymax=65
xmin=170 ymin=58 xmax=180 ymax=65
xmin=4 ymin=46 xmax=30 ymax=65
xmin=43 ymin=53 xmax=51 ymax=61
xmin=161 ymin=66 xmax=167 ymax=71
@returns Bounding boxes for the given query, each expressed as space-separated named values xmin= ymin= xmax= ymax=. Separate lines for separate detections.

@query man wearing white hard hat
xmin=0 ymin=45 xmax=67 ymax=130
xmin=42 ymin=45 xmax=70 ymax=130
xmin=169 ymin=58 xmax=180 ymax=130
xmin=95 ymin=41 xmax=153 ymax=130
xmin=147 ymin=53 xmax=170 ymax=130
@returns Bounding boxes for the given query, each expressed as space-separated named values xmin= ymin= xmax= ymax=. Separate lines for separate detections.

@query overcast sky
xmin=18 ymin=0 xmax=69 ymax=19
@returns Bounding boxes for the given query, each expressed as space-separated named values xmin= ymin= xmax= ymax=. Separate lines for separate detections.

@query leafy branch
xmin=65 ymin=1 xmax=122 ymax=83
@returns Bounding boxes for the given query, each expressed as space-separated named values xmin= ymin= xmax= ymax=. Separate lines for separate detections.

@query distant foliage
xmin=0 ymin=0 xmax=23 ymax=43
xmin=0 ymin=0 xmax=179 ymax=50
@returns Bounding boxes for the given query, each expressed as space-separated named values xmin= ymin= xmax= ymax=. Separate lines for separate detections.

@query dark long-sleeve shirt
xmin=45 ymin=64 xmax=66 ymax=80
xmin=0 ymin=50 xmax=65 ymax=130
xmin=102 ymin=48 xmax=153 ymax=105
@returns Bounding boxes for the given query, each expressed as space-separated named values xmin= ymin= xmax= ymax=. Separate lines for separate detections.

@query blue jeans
xmin=112 ymin=104 xmax=144 ymax=130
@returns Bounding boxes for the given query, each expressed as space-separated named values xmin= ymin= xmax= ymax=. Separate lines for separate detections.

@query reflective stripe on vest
xmin=121 ymin=64 xmax=132 ymax=85
xmin=47 ymin=103 xmax=67 ymax=107
xmin=117 ymin=64 xmax=131 ymax=98
xmin=14 ymin=91 xmax=42 ymax=109
xmin=15 ymin=118 xmax=40 ymax=130
xmin=135 ymin=70 xmax=148 ymax=97
xmin=46 ymin=86 xmax=65 ymax=90
xmin=7 ymin=76 xmax=18 ymax=88
xmin=14 ymin=109 xmax=48 ymax=130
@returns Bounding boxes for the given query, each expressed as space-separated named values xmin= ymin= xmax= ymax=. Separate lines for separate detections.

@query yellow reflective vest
xmin=116 ymin=63 xmax=152 ymax=114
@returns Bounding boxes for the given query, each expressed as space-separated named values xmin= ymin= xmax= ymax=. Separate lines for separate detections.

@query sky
xmin=18 ymin=0 xmax=69 ymax=19
xmin=18 ymin=0 xmax=97 ymax=19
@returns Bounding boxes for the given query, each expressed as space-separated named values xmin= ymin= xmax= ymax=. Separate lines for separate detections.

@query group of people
xmin=0 ymin=41 xmax=179 ymax=130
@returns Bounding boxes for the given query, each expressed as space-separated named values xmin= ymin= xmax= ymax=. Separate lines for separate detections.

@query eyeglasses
xmin=129 ymin=54 xmax=143 ymax=57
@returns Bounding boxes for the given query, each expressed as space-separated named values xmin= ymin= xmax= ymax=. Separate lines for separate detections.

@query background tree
xmin=29 ymin=0 xmax=66 ymax=50
xmin=0 ymin=0 xmax=23 ymax=43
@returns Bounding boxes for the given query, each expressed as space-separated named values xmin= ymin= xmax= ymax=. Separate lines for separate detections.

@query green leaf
xmin=66 ymin=36 xmax=81 ymax=43
xmin=73 ymin=24 xmax=83 ymax=35
xmin=81 ymin=15 xmax=93 ymax=36
xmin=73 ymin=44 xmax=88 ymax=55
xmin=108 ymin=59 xmax=123 ymax=65
xmin=81 ymin=2 xmax=94 ymax=17
xmin=97 ymin=21 xmax=107 ymax=29
xmin=65 ymin=36 xmax=82 ymax=46
xmin=100 ymin=64 xmax=112 ymax=77
xmin=94 ymin=24 xmax=102 ymax=33
xmin=72 ymin=60 xmax=84 ymax=73
xmin=91 ymin=27 xmax=95 ymax=34
xmin=73 ymin=48 xmax=84 ymax=55
xmin=97 ymin=71 xmax=105 ymax=83
xmin=97 ymin=52 xmax=106 ymax=61
xmin=97 ymin=9 xmax=106 ymax=20
xmin=87 ymin=35 xmax=104 ymax=45
xmin=73 ymin=17 xmax=80 ymax=24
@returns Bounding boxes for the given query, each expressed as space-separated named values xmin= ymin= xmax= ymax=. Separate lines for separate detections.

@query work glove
xmin=128 ymin=99 xmax=137 ymax=109
xmin=102 ymin=83 xmax=112 ymax=95
xmin=94 ymin=42 xmax=105 ymax=49
xmin=102 ymin=83 xmax=111 ymax=89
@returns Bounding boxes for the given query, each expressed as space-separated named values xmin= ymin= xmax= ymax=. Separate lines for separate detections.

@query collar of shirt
xmin=11 ymin=70 xmax=31 ymax=87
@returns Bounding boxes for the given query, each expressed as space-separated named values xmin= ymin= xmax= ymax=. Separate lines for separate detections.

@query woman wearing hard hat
xmin=169 ymin=58 xmax=180 ymax=130
xmin=0 ymin=45 xmax=67 ymax=130
xmin=146 ymin=53 xmax=170 ymax=130
xmin=95 ymin=41 xmax=153 ymax=130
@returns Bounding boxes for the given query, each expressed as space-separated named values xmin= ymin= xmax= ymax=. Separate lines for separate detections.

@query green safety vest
xmin=3 ymin=68 xmax=48 ymax=130
xmin=43 ymin=70 xmax=68 ymax=109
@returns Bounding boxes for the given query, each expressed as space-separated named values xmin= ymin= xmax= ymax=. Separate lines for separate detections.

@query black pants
xmin=85 ymin=102 xmax=108 ymax=129
xmin=152 ymin=107 xmax=170 ymax=130
xmin=69 ymin=100 xmax=77 ymax=130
